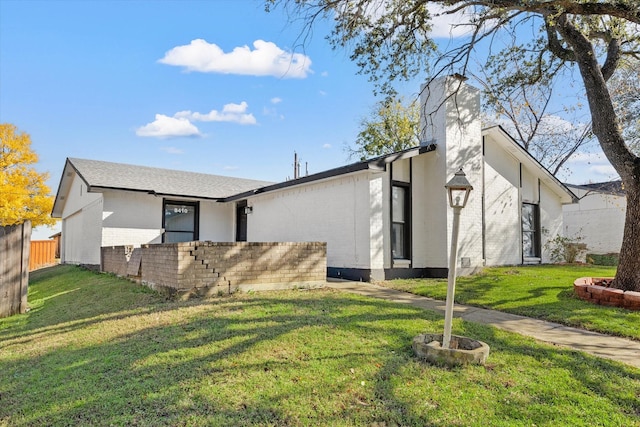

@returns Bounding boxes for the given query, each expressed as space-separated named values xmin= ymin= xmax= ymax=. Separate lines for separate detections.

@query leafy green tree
xmin=266 ymin=0 xmax=640 ymax=291
xmin=348 ymin=98 xmax=419 ymax=161
xmin=0 ymin=123 xmax=56 ymax=227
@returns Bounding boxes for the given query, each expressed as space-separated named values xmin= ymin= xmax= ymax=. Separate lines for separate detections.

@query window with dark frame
xmin=163 ymin=200 xmax=199 ymax=243
xmin=522 ymin=203 xmax=540 ymax=259
xmin=392 ymin=183 xmax=411 ymax=260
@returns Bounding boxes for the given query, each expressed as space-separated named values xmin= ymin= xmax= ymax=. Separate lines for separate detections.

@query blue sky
xmin=0 ymin=0 xmax=618 ymax=238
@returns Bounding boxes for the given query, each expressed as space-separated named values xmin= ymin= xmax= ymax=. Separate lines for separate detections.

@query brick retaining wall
xmin=574 ymin=277 xmax=640 ymax=310
xmin=102 ymin=241 xmax=327 ymax=296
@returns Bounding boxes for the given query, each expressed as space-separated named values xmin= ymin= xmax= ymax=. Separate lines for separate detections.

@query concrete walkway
xmin=326 ymin=280 xmax=640 ymax=369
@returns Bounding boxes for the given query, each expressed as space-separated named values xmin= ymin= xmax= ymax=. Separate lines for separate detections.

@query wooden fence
xmin=0 ymin=221 xmax=31 ymax=318
xmin=30 ymin=240 xmax=58 ymax=271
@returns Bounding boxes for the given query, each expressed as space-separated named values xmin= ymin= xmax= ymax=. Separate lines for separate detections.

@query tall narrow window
xmin=392 ymin=184 xmax=410 ymax=259
xmin=522 ymin=203 xmax=540 ymax=259
xmin=163 ymin=200 xmax=199 ymax=243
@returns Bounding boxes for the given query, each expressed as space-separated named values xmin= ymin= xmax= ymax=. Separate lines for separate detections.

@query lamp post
xmin=443 ymin=168 xmax=473 ymax=349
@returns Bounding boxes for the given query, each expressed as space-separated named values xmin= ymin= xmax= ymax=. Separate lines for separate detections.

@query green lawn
xmin=380 ymin=265 xmax=640 ymax=340
xmin=1 ymin=265 xmax=638 ymax=426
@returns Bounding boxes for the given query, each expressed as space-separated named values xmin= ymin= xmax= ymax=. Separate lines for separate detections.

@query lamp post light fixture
xmin=442 ymin=168 xmax=473 ymax=349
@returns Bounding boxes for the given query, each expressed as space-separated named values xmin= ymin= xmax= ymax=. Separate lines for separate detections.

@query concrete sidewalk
xmin=326 ymin=280 xmax=640 ymax=369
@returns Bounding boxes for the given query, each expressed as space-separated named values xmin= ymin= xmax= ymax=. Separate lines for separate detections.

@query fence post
xmin=20 ymin=221 xmax=32 ymax=313
xmin=0 ymin=220 xmax=31 ymax=318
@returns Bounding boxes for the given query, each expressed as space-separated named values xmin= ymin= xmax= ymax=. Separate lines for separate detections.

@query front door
xmin=163 ymin=200 xmax=199 ymax=243
xmin=236 ymin=201 xmax=248 ymax=242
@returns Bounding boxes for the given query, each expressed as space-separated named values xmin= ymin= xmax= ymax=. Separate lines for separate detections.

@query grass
xmin=0 ymin=265 xmax=639 ymax=426
xmin=379 ymin=264 xmax=640 ymax=340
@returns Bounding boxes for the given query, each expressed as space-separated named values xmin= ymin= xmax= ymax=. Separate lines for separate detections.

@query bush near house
xmin=587 ymin=253 xmax=620 ymax=266
xmin=1 ymin=265 xmax=638 ymax=426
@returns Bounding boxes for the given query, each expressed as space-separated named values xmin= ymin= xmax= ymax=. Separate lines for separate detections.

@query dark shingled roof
xmin=68 ymin=158 xmax=274 ymax=199
xmin=567 ymin=180 xmax=626 ymax=196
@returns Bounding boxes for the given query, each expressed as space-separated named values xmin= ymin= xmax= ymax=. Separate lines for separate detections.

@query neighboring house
xmin=563 ymin=181 xmax=626 ymax=254
xmin=52 ymin=77 xmax=576 ymax=280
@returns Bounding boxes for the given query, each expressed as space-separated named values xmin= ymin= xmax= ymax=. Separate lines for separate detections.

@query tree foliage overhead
xmin=349 ymin=98 xmax=419 ymax=161
xmin=609 ymin=63 xmax=640 ymax=155
xmin=0 ymin=124 xmax=56 ymax=227
xmin=477 ymin=50 xmax=594 ymax=177
xmin=266 ymin=0 xmax=640 ymax=291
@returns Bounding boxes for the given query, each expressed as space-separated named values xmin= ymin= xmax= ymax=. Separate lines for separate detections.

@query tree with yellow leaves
xmin=0 ymin=123 xmax=56 ymax=227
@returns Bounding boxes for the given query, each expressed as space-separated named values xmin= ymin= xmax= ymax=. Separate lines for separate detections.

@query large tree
xmin=348 ymin=98 xmax=420 ymax=161
xmin=267 ymin=0 xmax=640 ymax=291
xmin=0 ymin=123 xmax=56 ymax=227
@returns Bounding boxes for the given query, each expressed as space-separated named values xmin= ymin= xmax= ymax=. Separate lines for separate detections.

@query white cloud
xmin=590 ymin=164 xmax=618 ymax=176
xmin=323 ymin=143 xmax=332 ymax=149
xmin=137 ymin=102 xmax=256 ymax=139
xmin=223 ymin=165 xmax=239 ymax=171
xmin=136 ymin=114 xmax=201 ymax=138
xmin=319 ymin=90 xmax=327 ymax=96
xmin=175 ymin=102 xmax=256 ymax=125
xmin=271 ymin=97 xmax=282 ymax=104
xmin=159 ymin=39 xmax=312 ymax=78
xmin=427 ymin=4 xmax=475 ymax=38
xmin=161 ymin=146 xmax=184 ymax=154
xmin=321 ymin=71 xmax=329 ymax=77
xmin=563 ymin=150 xmax=620 ymax=184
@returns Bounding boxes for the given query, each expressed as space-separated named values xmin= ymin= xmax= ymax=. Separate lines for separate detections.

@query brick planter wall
xmin=102 ymin=241 xmax=327 ymax=297
xmin=574 ymin=277 xmax=640 ymax=310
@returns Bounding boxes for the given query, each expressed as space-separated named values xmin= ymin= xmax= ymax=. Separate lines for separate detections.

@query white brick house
xmin=563 ymin=181 xmax=626 ymax=254
xmin=52 ymin=77 xmax=576 ymax=280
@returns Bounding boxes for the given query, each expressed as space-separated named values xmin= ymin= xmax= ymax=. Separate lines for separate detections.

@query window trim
xmin=521 ymin=202 xmax=541 ymax=262
xmin=162 ymin=199 xmax=200 ymax=243
xmin=391 ymin=181 xmax=411 ymax=261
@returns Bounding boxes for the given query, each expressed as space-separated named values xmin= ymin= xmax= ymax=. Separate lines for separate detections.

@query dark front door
xmin=163 ymin=200 xmax=199 ymax=243
xmin=236 ymin=201 xmax=248 ymax=242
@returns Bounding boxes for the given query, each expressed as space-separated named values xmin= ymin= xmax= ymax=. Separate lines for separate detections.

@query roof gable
xmin=52 ymin=158 xmax=273 ymax=217
xmin=482 ymin=126 xmax=577 ymax=204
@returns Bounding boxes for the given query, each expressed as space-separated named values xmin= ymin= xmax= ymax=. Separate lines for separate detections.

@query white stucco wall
xmin=540 ymin=182 xmax=564 ymax=263
xmin=483 ymin=133 xmax=566 ymax=265
xmin=102 ymin=191 xmax=235 ymax=247
xmin=61 ymin=177 xmax=236 ymax=264
xmin=60 ymin=174 xmax=103 ymax=265
xmin=420 ymin=76 xmax=484 ymax=273
xmin=411 ymin=151 xmax=448 ymax=269
xmin=101 ymin=190 xmax=163 ymax=247
xmin=563 ymin=186 xmax=626 ymax=254
xmin=200 ymin=200 xmax=235 ymax=242
xmin=483 ymin=136 xmax=521 ymax=266
xmin=245 ymin=171 xmax=382 ymax=270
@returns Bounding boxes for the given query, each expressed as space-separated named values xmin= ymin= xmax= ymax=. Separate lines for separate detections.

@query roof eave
xmin=89 ymin=186 xmax=224 ymax=202
xmin=482 ymin=126 xmax=578 ymax=204
xmin=222 ymin=144 xmax=437 ymax=203
xmin=51 ymin=158 xmax=83 ymax=218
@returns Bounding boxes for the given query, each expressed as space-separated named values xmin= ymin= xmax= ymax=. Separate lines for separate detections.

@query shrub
xmin=586 ymin=253 xmax=620 ymax=266
xmin=544 ymin=235 xmax=587 ymax=264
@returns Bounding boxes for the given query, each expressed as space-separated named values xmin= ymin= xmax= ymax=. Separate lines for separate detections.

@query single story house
xmin=563 ymin=181 xmax=626 ymax=254
xmin=52 ymin=77 xmax=577 ymax=281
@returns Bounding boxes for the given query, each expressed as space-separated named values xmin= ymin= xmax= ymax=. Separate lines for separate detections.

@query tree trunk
xmin=617 ymin=182 xmax=640 ymax=291
xmin=556 ymin=17 xmax=640 ymax=291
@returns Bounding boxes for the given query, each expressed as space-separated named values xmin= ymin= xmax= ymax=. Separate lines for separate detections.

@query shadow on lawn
xmin=1 ymin=267 xmax=639 ymax=425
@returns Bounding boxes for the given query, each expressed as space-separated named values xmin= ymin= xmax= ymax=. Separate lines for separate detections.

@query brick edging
xmin=574 ymin=277 xmax=640 ymax=310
